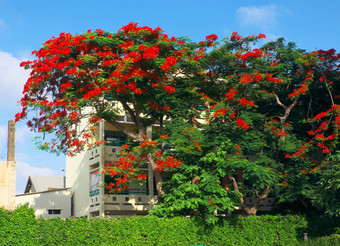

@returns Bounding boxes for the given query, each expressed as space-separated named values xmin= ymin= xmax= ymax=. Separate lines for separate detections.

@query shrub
xmin=0 ymin=205 xmax=339 ymax=245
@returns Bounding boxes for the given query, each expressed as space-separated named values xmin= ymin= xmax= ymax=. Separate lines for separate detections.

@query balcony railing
xmin=90 ymin=189 xmax=100 ymax=197
xmin=104 ymin=188 xmax=149 ymax=195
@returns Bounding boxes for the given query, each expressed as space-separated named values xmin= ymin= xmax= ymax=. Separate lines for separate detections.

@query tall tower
xmin=0 ymin=120 xmax=16 ymax=210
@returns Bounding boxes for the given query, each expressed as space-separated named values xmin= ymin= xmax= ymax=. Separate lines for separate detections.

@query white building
xmin=14 ymin=109 xmax=157 ymax=218
xmin=15 ymin=176 xmax=71 ymax=219
xmin=65 ymin=118 xmax=157 ymax=218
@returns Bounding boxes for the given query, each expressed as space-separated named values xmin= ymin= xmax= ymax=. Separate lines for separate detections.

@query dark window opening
xmin=104 ymin=130 xmax=127 ymax=146
xmin=48 ymin=209 xmax=61 ymax=215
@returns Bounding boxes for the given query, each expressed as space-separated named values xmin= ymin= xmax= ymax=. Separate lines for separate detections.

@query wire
xmin=0 ymin=129 xmax=8 ymax=160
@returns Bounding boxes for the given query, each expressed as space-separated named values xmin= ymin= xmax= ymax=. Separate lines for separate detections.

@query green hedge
xmin=0 ymin=205 xmax=339 ymax=245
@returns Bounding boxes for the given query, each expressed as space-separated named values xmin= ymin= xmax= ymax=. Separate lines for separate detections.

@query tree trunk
xmin=242 ymin=186 xmax=271 ymax=216
xmin=228 ymin=175 xmax=271 ymax=216
xmin=147 ymin=154 xmax=165 ymax=196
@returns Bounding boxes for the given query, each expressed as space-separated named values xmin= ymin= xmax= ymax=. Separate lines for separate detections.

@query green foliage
xmin=16 ymin=23 xmax=340 ymax=219
xmin=1 ymin=205 xmax=340 ymax=245
xmin=311 ymin=151 xmax=340 ymax=217
xmin=0 ymin=204 xmax=39 ymax=245
xmin=297 ymin=234 xmax=340 ymax=246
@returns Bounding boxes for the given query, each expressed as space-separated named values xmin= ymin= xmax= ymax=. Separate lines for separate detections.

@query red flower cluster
xmin=163 ymin=85 xmax=176 ymax=94
xmin=141 ymin=140 xmax=157 ymax=148
xmin=288 ymin=70 xmax=313 ymax=98
xmin=239 ymin=74 xmax=253 ymax=84
xmin=83 ymin=87 xmax=103 ymax=100
xmin=121 ymin=144 xmax=130 ymax=149
xmin=265 ymin=119 xmax=288 ymax=138
xmin=206 ymin=34 xmax=218 ymax=40
xmin=317 ymin=143 xmax=330 ymax=153
xmin=236 ymin=119 xmax=250 ymax=130
xmin=225 ymin=88 xmax=238 ymax=101
xmin=230 ymin=32 xmax=242 ymax=41
xmin=213 ymin=108 xmax=229 ymax=117
xmin=160 ymin=56 xmax=177 ymax=72
xmin=238 ymin=97 xmax=255 ymax=107
xmin=147 ymin=102 xmax=171 ymax=111
xmin=156 ymin=156 xmax=181 ymax=171
xmin=193 ymin=140 xmax=202 ymax=151
xmin=258 ymin=33 xmax=266 ymax=39
xmin=143 ymin=46 xmax=160 ymax=59
xmin=238 ymin=48 xmax=263 ymax=61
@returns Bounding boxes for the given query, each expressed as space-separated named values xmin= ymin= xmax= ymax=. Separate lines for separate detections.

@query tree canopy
xmin=17 ymin=23 xmax=340 ymax=219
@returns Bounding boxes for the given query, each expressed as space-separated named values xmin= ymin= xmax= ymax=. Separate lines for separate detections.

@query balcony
xmin=104 ymin=193 xmax=156 ymax=212
xmin=87 ymin=146 xmax=101 ymax=166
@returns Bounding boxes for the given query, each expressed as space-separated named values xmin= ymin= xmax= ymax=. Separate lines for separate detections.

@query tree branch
xmin=147 ymin=153 xmax=165 ymax=196
xmin=132 ymin=99 xmax=145 ymax=136
xmin=106 ymin=119 xmax=143 ymax=142
xmin=118 ymin=99 xmax=138 ymax=126
xmin=275 ymin=94 xmax=299 ymax=124
xmin=320 ymin=69 xmax=335 ymax=106
xmin=229 ymin=175 xmax=245 ymax=207
xmin=274 ymin=94 xmax=287 ymax=110
xmin=252 ymin=186 xmax=271 ymax=210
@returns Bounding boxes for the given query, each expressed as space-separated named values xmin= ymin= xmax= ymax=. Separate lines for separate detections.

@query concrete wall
xmin=15 ymin=188 xmax=72 ymax=219
xmin=66 ymin=149 xmax=91 ymax=217
xmin=0 ymin=161 xmax=16 ymax=210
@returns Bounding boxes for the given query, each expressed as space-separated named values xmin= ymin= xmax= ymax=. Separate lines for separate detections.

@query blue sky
xmin=0 ymin=0 xmax=339 ymax=194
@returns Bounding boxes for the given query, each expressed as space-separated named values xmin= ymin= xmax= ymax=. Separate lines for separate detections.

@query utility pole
xmin=0 ymin=120 xmax=16 ymax=210
xmin=7 ymin=120 xmax=15 ymax=162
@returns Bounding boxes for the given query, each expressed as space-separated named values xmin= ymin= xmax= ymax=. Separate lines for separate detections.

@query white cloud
xmin=16 ymin=160 xmax=58 ymax=178
xmin=0 ymin=123 xmax=33 ymax=144
xmin=0 ymin=51 xmax=30 ymax=108
xmin=236 ymin=4 xmax=279 ymax=30
xmin=0 ymin=123 xmax=36 ymax=161
xmin=15 ymin=125 xmax=34 ymax=144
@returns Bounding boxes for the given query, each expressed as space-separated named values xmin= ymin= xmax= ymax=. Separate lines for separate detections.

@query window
xmin=48 ymin=209 xmax=61 ymax=215
xmin=104 ymin=130 xmax=127 ymax=146
xmin=90 ymin=172 xmax=100 ymax=192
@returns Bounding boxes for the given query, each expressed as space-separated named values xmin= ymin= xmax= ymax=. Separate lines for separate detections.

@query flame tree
xmin=151 ymin=34 xmax=340 ymax=219
xmin=17 ymin=24 xmax=339 ymax=218
xmin=16 ymin=23 xmax=211 ymax=195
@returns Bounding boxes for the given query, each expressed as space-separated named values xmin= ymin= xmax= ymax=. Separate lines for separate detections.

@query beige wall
xmin=66 ymin=149 xmax=91 ymax=217
xmin=0 ymin=161 xmax=16 ymax=210
xmin=15 ymin=189 xmax=71 ymax=219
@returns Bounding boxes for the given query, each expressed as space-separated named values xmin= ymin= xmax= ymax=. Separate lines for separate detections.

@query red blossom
xmin=213 ymin=108 xmax=229 ymax=117
xmin=163 ymin=85 xmax=176 ymax=94
xmin=160 ymin=56 xmax=177 ymax=72
xmin=240 ymin=74 xmax=253 ymax=84
xmin=225 ymin=88 xmax=238 ymax=101
xmin=121 ymin=144 xmax=130 ymax=149
xmin=206 ymin=34 xmax=218 ymax=40
xmin=238 ymin=97 xmax=255 ymax=107
xmin=236 ymin=118 xmax=250 ymax=130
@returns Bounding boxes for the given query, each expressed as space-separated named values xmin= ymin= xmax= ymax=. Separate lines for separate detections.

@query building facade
xmin=66 ymin=114 xmax=157 ymax=218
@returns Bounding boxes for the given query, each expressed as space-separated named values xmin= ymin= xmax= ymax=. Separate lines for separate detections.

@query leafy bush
xmin=0 ymin=205 xmax=339 ymax=245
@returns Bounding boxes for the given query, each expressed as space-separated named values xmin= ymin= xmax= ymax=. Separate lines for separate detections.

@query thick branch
xmin=253 ymin=186 xmax=271 ymax=210
xmin=147 ymin=154 xmax=165 ymax=196
xmin=106 ymin=119 xmax=143 ymax=142
xmin=274 ymin=94 xmax=287 ymax=110
xmin=118 ymin=99 xmax=138 ymax=125
xmin=320 ymin=69 xmax=335 ymax=106
xmin=229 ymin=176 xmax=245 ymax=207
xmin=132 ymin=100 xmax=145 ymax=136
xmin=275 ymin=94 xmax=299 ymax=124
